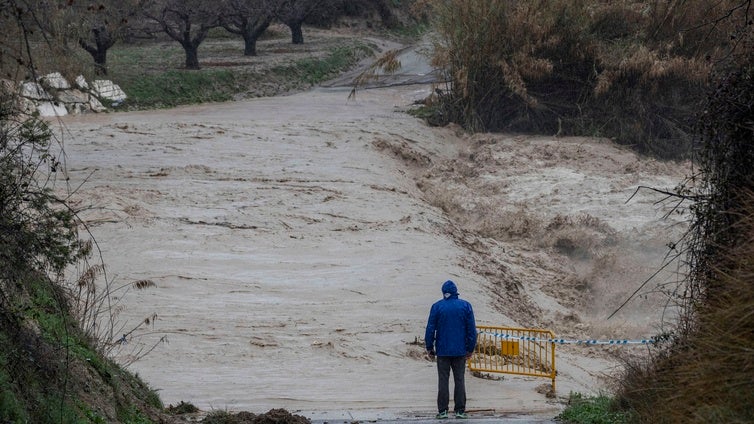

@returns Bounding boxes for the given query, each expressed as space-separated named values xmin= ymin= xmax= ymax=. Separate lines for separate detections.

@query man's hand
xmin=426 ymin=349 xmax=435 ymax=360
xmin=465 ymin=351 xmax=474 ymax=360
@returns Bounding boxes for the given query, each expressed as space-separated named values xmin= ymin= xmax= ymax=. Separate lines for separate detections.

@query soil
xmin=199 ymin=408 xmax=310 ymax=424
xmin=54 ymin=28 xmax=690 ymax=422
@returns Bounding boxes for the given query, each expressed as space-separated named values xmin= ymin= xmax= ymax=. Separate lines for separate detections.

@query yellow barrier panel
xmin=468 ymin=325 xmax=556 ymax=392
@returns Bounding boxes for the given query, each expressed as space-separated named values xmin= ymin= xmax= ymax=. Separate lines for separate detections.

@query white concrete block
xmin=91 ymin=80 xmax=127 ymax=102
xmin=21 ymin=82 xmax=52 ymax=100
xmin=75 ymin=75 xmax=89 ymax=90
xmin=57 ymin=89 xmax=90 ymax=104
xmin=89 ymin=95 xmax=107 ymax=112
xmin=41 ymin=72 xmax=70 ymax=89
xmin=37 ymin=101 xmax=68 ymax=117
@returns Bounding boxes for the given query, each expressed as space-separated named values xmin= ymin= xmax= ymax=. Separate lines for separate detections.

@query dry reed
xmin=424 ymin=0 xmax=749 ymax=159
xmin=617 ymin=51 xmax=753 ymax=421
xmin=618 ymin=192 xmax=754 ymax=423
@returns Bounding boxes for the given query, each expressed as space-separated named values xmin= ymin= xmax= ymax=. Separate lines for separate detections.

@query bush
xmin=616 ymin=25 xmax=754 ymax=423
xmin=424 ymin=0 xmax=747 ymax=159
xmin=617 ymin=193 xmax=754 ymax=422
xmin=558 ymin=392 xmax=632 ymax=424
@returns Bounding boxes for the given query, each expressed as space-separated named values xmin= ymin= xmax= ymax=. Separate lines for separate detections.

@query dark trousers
xmin=436 ymin=355 xmax=467 ymax=413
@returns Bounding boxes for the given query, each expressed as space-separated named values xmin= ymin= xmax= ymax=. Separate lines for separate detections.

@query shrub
xmin=558 ymin=392 xmax=632 ymax=424
xmin=617 ymin=192 xmax=754 ymax=423
xmin=616 ymin=17 xmax=753 ymax=421
xmin=424 ymin=0 xmax=747 ymax=159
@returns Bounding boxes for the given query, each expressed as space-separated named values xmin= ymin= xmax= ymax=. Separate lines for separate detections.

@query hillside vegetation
xmin=616 ymin=64 xmax=754 ymax=423
xmin=1 ymin=2 xmax=182 ymax=421
xmin=419 ymin=0 xmax=750 ymax=160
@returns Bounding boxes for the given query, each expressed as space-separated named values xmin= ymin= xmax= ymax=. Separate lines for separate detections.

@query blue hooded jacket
xmin=425 ymin=280 xmax=477 ymax=356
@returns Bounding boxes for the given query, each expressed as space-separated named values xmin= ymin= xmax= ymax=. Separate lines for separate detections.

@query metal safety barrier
xmin=468 ymin=325 xmax=557 ymax=392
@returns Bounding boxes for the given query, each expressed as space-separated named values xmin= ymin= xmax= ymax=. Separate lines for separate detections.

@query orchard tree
xmin=275 ymin=0 xmax=332 ymax=44
xmin=145 ymin=0 xmax=220 ymax=69
xmin=4 ymin=1 xmax=77 ymax=75
xmin=7 ymin=0 xmax=146 ymax=76
xmin=8 ymin=0 xmax=142 ymax=76
xmin=220 ymin=0 xmax=275 ymax=56
xmin=74 ymin=0 xmax=145 ymax=75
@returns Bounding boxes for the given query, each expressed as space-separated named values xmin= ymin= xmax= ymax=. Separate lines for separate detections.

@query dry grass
xmin=423 ymin=0 xmax=750 ymax=159
xmin=349 ymin=47 xmax=403 ymax=98
xmin=0 ymin=6 xmax=88 ymax=83
xmin=614 ymin=21 xmax=753 ymax=416
xmin=618 ymin=194 xmax=754 ymax=422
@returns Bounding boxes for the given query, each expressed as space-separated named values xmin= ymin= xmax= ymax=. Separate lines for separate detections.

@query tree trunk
xmin=79 ymin=34 xmax=111 ymax=76
xmin=243 ymin=37 xmax=257 ymax=56
xmin=289 ymin=21 xmax=304 ymax=44
xmin=93 ymin=48 xmax=108 ymax=76
xmin=184 ymin=44 xmax=200 ymax=69
xmin=242 ymin=18 xmax=271 ymax=56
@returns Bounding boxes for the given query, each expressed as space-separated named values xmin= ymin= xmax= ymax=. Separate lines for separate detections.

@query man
xmin=425 ymin=280 xmax=477 ymax=419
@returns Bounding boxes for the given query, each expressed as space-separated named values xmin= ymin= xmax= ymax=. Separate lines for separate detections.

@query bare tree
xmin=145 ymin=0 xmax=220 ymax=69
xmin=220 ymin=0 xmax=275 ymax=56
xmin=3 ymin=1 xmax=76 ymax=76
xmin=73 ymin=1 xmax=145 ymax=75
xmin=274 ymin=0 xmax=331 ymax=44
xmin=4 ymin=0 xmax=147 ymax=76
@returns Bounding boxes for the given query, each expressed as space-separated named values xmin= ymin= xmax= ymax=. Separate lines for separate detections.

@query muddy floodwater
xmin=57 ymin=81 xmax=688 ymax=420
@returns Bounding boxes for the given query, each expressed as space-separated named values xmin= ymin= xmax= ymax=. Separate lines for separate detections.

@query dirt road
xmin=58 ymin=60 xmax=688 ymax=420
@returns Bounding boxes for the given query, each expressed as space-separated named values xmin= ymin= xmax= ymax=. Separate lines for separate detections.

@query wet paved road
xmin=310 ymin=417 xmax=557 ymax=424
xmin=305 ymin=409 xmax=558 ymax=424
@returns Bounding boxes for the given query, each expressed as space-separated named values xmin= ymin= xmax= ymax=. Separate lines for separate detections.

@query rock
xmin=91 ymin=80 xmax=127 ymax=102
xmin=36 ymin=101 xmax=68 ymax=117
xmin=88 ymin=96 xmax=107 ymax=113
xmin=57 ymin=89 xmax=89 ymax=104
xmin=1 ymin=78 xmax=16 ymax=93
xmin=11 ymin=73 xmax=126 ymax=115
xmin=58 ymin=89 xmax=94 ymax=114
xmin=41 ymin=72 xmax=70 ymax=90
xmin=17 ymin=97 xmax=36 ymax=115
xmin=21 ymin=82 xmax=52 ymax=100
xmin=65 ymin=102 xmax=89 ymax=114
xmin=75 ymin=75 xmax=89 ymax=90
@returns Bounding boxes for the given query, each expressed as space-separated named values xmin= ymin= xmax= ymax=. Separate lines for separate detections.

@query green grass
xmin=0 ymin=342 xmax=27 ymax=423
xmin=39 ymin=393 xmax=84 ymax=424
xmin=106 ymin=36 xmax=374 ymax=110
xmin=388 ymin=20 xmax=431 ymax=39
xmin=117 ymin=69 xmax=237 ymax=109
xmin=273 ymin=44 xmax=373 ymax=84
xmin=108 ymin=40 xmax=238 ymax=109
xmin=109 ymin=43 xmax=185 ymax=73
xmin=557 ymin=393 xmax=632 ymax=424
xmin=117 ymin=405 xmax=152 ymax=424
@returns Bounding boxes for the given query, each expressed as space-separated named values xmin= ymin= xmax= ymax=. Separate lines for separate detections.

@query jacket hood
xmin=442 ymin=280 xmax=458 ymax=299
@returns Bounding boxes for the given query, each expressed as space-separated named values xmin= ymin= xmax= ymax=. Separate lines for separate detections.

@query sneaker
xmin=435 ymin=410 xmax=449 ymax=419
xmin=455 ymin=411 xmax=469 ymax=419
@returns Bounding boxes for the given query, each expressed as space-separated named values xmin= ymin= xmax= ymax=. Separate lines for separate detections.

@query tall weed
xmin=617 ymin=24 xmax=753 ymax=420
xmin=425 ymin=0 xmax=748 ymax=159
xmin=618 ymin=192 xmax=754 ymax=422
